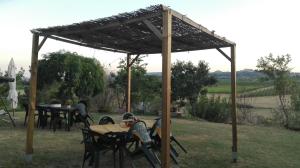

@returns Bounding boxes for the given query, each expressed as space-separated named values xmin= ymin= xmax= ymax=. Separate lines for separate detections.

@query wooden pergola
xmin=26 ymin=5 xmax=237 ymax=167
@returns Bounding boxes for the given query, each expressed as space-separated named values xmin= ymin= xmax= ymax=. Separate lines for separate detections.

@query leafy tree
xmin=37 ymin=50 xmax=104 ymax=103
xmin=16 ymin=67 xmax=25 ymax=90
xmin=171 ymin=61 xmax=216 ymax=115
xmin=111 ymin=57 xmax=161 ymax=111
xmin=256 ymin=53 xmax=296 ymax=128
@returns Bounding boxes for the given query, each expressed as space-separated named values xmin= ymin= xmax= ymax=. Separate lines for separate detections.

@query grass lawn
xmin=0 ymin=112 xmax=300 ymax=168
xmin=207 ymin=80 xmax=270 ymax=94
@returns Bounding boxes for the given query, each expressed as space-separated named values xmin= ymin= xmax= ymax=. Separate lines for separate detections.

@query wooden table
xmin=90 ymin=119 xmax=155 ymax=135
xmin=89 ymin=119 xmax=155 ymax=168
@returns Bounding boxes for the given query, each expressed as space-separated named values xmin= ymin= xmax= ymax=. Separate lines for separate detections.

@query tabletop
xmin=36 ymin=104 xmax=76 ymax=112
xmin=90 ymin=119 xmax=155 ymax=135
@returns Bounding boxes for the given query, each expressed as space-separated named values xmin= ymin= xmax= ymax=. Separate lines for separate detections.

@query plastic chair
xmin=98 ymin=116 xmax=115 ymax=125
xmin=81 ymin=128 xmax=117 ymax=168
xmin=122 ymin=112 xmax=135 ymax=120
xmin=149 ymin=118 xmax=187 ymax=164
xmin=126 ymin=121 xmax=161 ymax=168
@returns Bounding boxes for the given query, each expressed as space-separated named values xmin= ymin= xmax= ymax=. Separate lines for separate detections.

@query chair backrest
xmin=23 ymin=103 xmax=29 ymax=114
xmin=130 ymin=121 xmax=152 ymax=144
xmin=81 ymin=128 xmax=96 ymax=146
xmin=122 ymin=112 xmax=134 ymax=120
xmin=98 ymin=116 xmax=115 ymax=125
xmin=150 ymin=118 xmax=161 ymax=137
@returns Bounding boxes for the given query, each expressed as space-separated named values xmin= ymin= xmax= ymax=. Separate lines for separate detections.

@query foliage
xmin=111 ymin=56 xmax=161 ymax=111
xmin=256 ymin=53 xmax=298 ymax=128
xmin=93 ymin=72 xmax=116 ymax=113
xmin=237 ymin=89 xmax=254 ymax=123
xmin=288 ymin=83 xmax=300 ymax=129
xmin=171 ymin=61 xmax=216 ymax=115
xmin=256 ymin=53 xmax=292 ymax=79
xmin=192 ymin=95 xmax=231 ymax=123
xmin=37 ymin=50 xmax=104 ymax=103
xmin=16 ymin=67 xmax=25 ymax=90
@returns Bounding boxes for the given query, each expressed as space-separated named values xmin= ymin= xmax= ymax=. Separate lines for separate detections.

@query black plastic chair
xmin=23 ymin=103 xmax=40 ymax=126
xmin=81 ymin=128 xmax=99 ymax=167
xmin=81 ymin=128 xmax=118 ymax=168
xmin=98 ymin=116 xmax=115 ymax=125
xmin=49 ymin=108 xmax=64 ymax=132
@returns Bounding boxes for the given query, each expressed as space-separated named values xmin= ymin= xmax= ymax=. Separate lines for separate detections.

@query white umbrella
xmin=7 ymin=58 xmax=18 ymax=115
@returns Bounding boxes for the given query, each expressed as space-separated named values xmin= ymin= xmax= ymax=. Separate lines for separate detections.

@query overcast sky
xmin=0 ymin=0 xmax=299 ymax=75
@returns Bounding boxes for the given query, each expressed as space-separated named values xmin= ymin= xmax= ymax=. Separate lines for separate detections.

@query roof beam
xmin=40 ymin=34 xmax=129 ymax=53
xmin=37 ymin=36 xmax=47 ymax=52
xmin=47 ymin=13 xmax=161 ymax=35
xmin=216 ymin=48 xmax=231 ymax=62
xmin=167 ymin=7 xmax=235 ymax=45
xmin=128 ymin=54 xmax=140 ymax=67
xmin=142 ymin=19 xmax=162 ymax=40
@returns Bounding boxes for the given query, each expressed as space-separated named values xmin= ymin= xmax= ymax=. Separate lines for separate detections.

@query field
xmin=1 ymin=112 xmax=300 ymax=168
xmin=207 ymin=80 xmax=271 ymax=94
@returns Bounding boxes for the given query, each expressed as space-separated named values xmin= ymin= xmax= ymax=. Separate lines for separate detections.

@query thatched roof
xmin=32 ymin=5 xmax=234 ymax=54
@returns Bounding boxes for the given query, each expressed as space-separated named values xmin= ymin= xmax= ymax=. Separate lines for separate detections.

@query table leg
xmin=94 ymin=151 xmax=100 ymax=168
xmin=119 ymin=145 xmax=124 ymax=168
xmin=67 ymin=111 xmax=70 ymax=131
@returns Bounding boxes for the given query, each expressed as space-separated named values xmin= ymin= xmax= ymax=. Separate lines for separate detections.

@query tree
xmin=111 ymin=57 xmax=161 ymax=112
xmin=171 ymin=61 xmax=216 ymax=115
xmin=37 ymin=50 xmax=104 ymax=103
xmin=256 ymin=53 xmax=294 ymax=127
xmin=16 ymin=67 xmax=25 ymax=90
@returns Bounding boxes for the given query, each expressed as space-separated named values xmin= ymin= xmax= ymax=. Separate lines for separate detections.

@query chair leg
xmin=141 ymin=145 xmax=160 ymax=168
xmin=170 ymin=144 xmax=179 ymax=157
xmin=113 ymin=148 xmax=116 ymax=168
xmin=82 ymin=152 xmax=87 ymax=168
xmin=24 ymin=111 xmax=28 ymax=126
xmin=170 ymin=150 xmax=179 ymax=165
xmin=171 ymin=136 xmax=187 ymax=153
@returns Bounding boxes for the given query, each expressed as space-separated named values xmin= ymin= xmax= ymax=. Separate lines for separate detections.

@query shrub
xmin=191 ymin=95 xmax=231 ymax=123
xmin=271 ymin=82 xmax=300 ymax=130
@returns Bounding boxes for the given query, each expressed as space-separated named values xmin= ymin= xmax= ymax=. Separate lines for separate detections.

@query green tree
xmin=256 ymin=53 xmax=296 ymax=128
xmin=171 ymin=61 xmax=216 ymax=115
xmin=112 ymin=57 xmax=161 ymax=111
xmin=37 ymin=50 xmax=104 ymax=103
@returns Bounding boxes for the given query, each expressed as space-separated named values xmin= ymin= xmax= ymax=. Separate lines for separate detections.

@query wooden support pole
xmin=25 ymin=33 xmax=39 ymax=162
xmin=161 ymin=9 xmax=172 ymax=168
xmin=126 ymin=54 xmax=131 ymax=112
xmin=230 ymin=45 xmax=238 ymax=163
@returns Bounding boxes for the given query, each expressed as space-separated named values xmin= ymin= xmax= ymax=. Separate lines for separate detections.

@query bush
xmin=271 ymin=83 xmax=300 ymax=130
xmin=191 ymin=95 xmax=231 ymax=123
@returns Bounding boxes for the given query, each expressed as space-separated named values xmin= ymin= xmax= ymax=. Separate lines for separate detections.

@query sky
xmin=0 ymin=0 xmax=300 ymax=76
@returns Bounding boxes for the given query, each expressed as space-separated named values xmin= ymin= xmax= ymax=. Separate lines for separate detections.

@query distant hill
xmin=210 ymin=69 xmax=266 ymax=80
xmin=147 ymin=69 xmax=300 ymax=80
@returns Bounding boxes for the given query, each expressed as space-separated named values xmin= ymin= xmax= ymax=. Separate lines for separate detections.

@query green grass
xmin=207 ymin=80 xmax=271 ymax=94
xmin=1 ymin=112 xmax=300 ymax=168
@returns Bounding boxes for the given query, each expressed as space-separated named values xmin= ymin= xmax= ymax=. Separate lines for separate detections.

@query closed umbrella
xmin=7 ymin=58 xmax=18 ymax=116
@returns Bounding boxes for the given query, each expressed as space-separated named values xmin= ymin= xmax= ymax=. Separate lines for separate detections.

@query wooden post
xmin=25 ymin=33 xmax=39 ymax=162
xmin=231 ymin=45 xmax=238 ymax=162
xmin=161 ymin=9 xmax=172 ymax=168
xmin=126 ymin=54 xmax=131 ymax=112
